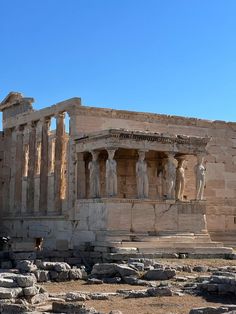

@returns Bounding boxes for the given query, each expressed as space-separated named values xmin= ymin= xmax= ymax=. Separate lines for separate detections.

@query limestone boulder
xmin=52 ymin=301 xmax=101 ymax=313
xmin=0 ymin=303 xmax=31 ymax=313
xmin=0 ymin=287 xmax=23 ymax=299
xmin=34 ymin=270 xmax=50 ymax=282
xmin=36 ymin=261 xmax=71 ymax=271
xmin=125 ymin=289 xmax=149 ymax=298
xmin=66 ymin=292 xmax=89 ymax=301
xmin=23 ymin=286 xmax=39 ymax=296
xmin=0 ymin=278 xmax=17 ymax=288
xmin=144 ymin=268 xmax=176 ymax=280
xmin=91 ymin=263 xmax=118 ymax=278
xmin=16 ymin=260 xmax=37 ymax=273
xmin=91 ymin=263 xmax=139 ymax=279
xmin=69 ymin=268 xmax=85 ymax=280
xmin=115 ymin=264 xmax=139 ymax=278
xmin=15 ymin=274 xmax=36 ymax=288
xmin=147 ymin=286 xmax=173 ymax=297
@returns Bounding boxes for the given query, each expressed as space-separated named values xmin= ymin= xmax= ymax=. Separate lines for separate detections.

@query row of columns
xmin=5 ymin=112 xmax=68 ymax=215
xmin=87 ymin=149 xmax=206 ymax=201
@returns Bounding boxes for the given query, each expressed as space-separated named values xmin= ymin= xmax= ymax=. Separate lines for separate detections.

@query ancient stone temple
xmin=0 ymin=92 xmax=235 ymax=259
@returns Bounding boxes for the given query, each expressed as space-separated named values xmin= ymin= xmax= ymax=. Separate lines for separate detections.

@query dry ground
xmin=41 ymin=259 xmax=236 ymax=314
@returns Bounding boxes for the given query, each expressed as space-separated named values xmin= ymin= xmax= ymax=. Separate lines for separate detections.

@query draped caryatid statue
xmin=163 ymin=153 xmax=176 ymax=199
xmin=88 ymin=151 xmax=100 ymax=198
xmin=136 ymin=150 xmax=149 ymax=198
xmin=106 ymin=149 xmax=117 ymax=197
xmin=175 ymin=158 xmax=186 ymax=201
xmin=195 ymin=155 xmax=206 ymax=200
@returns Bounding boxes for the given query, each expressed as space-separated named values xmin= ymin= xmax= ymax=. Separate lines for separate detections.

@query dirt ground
xmin=41 ymin=259 xmax=236 ymax=314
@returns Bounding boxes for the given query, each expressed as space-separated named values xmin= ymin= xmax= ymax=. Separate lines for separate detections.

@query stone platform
xmin=75 ymin=198 xmax=233 ymax=258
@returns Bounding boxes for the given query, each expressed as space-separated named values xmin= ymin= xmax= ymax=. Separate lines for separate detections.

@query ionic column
xmin=14 ymin=126 xmax=24 ymax=213
xmin=27 ymin=122 xmax=36 ymax=213
xmin=47 ymin=136 xmax=56 ymax=213
xmin=105 ymin=149 xmax=117 ymax=197
xmin=88 ymin=150 xmax=100 ymax=198
xmin=77 ymin=152 xmax=86 ymax=199
xmin=39 ymin=117 xmax=50 ymax=214
xmin=136 ymin=150 xmax=149 ymax=199
xmin=195 ymin=155 xmax=206 ymax=200
xmin=164 ymin=152 xmax=177 ymax=200
xmin=21 ymin=125 xmax=30 ymax=213
xmin=2 ymin=129 xmax=12 ymax=214
xmin=34 ymin=121 xmax=43 ymax=214
xmin=9 ymin=127 xmax=17 ymax=213
xmin=66 ymin=111 xmax=77 ymax=210
xmin=175 ymin=156 xmax=186 ymax=201
xmin=54 ymin=112 xmax=66 ymax=214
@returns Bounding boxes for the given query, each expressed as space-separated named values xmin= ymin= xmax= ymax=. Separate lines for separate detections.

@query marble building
xmin=0 ymin=92 xmax=235 ymax=256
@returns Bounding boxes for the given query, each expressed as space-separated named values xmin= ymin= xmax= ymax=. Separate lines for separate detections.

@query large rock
xmin=91 ymin=263 xmax=138 ymax=279
xmin=91 ymin=263 xmax=118 ymax=278
xmin=69 ymin=268 xmax=87 ymax=280
xmin=0 ymin=278 xmax=17 ymax=288
xmin=56 ymin=270 xmax=70 ymax=282
xmin=115 ymin=264 xmax=139 ymax=278
xmin=125 ymin=289 xmax=149 ymax=298
xmin=15 ymin=274 xmax=36 ymax=288
xmin=147 ymin=286 xmax=173 ymax=296
xmin=189 ymin=306 xmax=235 ymax=314
xmin=0 ymin=287 xmax=22 ymax=299
xmin=23 ymin=286 xmax=39 ymax=296
xmin=0 ymin=303 xmax=30 ymax=313
xmin=144 ymin=269 xmax=176 ymax=280
xmin=52 ymin=301 xmax=101 ymax=313
xmin=16 ymin=260 xmax=37 ymax=273
xmin=34 ymin=270 xmax=50 ymax=282
xmin=66 ymin=292 xmax=89 ymax=301
xmin=37 ymin=261 xmax=71 ymax=271
xmin=29 ymin=292 xmax=49 ymax=304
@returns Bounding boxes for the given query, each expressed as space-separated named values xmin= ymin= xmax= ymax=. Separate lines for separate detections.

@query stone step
xmin=110 ymin=241 xmax=224 ymax=251
xmin=132 ymin=235 xmax=211 ymax=243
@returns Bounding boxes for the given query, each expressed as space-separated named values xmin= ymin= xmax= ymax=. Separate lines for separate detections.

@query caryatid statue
xmin=175 ymin=157 xmax=186 ymax=201
xmin=136 ymin=150 xmax=149 ymax=198
xmin=195 ymin=155 xmax=206 ymax=200
xmin=164 ymin=153 xmax=177 ymax=199
xmin=88 ymin=151 xmax=100 ymax=198
xmin=106 ymin=149 xmax=117 ymax=197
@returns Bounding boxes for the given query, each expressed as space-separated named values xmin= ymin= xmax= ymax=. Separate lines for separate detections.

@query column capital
xmin=55 ymin=111 xmax=65 ymax=120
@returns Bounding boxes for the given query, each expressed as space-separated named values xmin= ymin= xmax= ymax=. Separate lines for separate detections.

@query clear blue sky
xmin=0 ymin=0 xmax=236 ymax=124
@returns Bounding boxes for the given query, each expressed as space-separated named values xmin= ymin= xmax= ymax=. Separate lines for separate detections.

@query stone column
xmin=66 ymin=111 xmax=77 ymax=211
xmin=9 ymin=128 xmax=17 ymax=213
xmin=88 ymin=150 xmax=100 ymax=198
xmin=39 ymin=117 xmax=50 ymax=214
xmin=14 ymin=126 xmax=24 ymax=213
xmin=106 ymin=149 xmax=117 ymax=197
xmin=54 ymin=112 xmax=66 ymax=214
xmin=47 ymin=135 xmax=56 ymax=213
xmin=34 ymin=121 xmax=43 ymax=214
xmin=164 ymin=152 xmax=177 ymax=200
xmin=27 ymin=122 xmax=36 ymax=213
xmin=21 ymin=125 xmax=30 ymax=213
xmin=195 ymin=155 xmax=206 ymax=200
xmin=77 ymin=152 xmax=86 ymax=199
xmin=175 ymin=156 xmax=186 ymax=201
xmin=2 ymin=129 xmax=12 ymax=214
xmin=136 ymin=150 xmax=149 ymax=199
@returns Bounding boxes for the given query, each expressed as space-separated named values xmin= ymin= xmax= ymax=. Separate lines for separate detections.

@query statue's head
xmin=138 ymin=151 xmax=146 ymax=161
xmin=197 ymin=155 xmax=204 ymax=164
xmin=91 ymin=150 xmax=99 ymax=161
xmin=107 ymin=149 xmax=116 ymax=160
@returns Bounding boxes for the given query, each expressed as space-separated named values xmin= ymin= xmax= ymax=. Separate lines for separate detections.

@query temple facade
xmin=0 ymin=92 xmax=235 ymax=257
